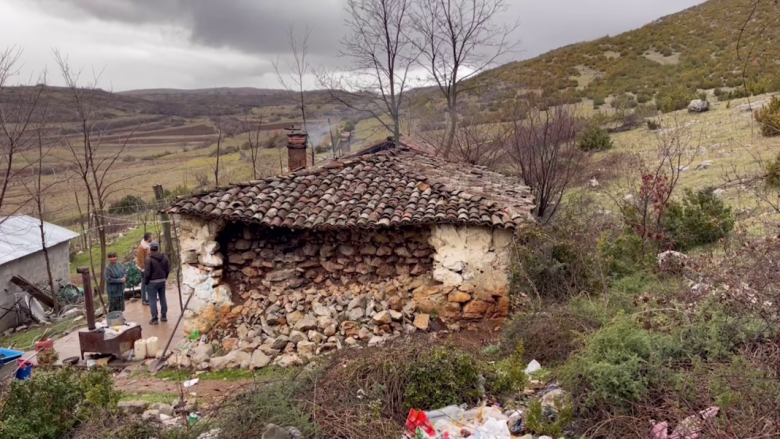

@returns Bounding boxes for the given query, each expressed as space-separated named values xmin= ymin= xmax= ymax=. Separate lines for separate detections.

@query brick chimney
xmin=286 ymin=132 xmax=308 ymax=171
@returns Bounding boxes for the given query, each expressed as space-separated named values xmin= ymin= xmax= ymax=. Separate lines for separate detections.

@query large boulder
xmin=688 ymin=99 xmax=709 ymax=113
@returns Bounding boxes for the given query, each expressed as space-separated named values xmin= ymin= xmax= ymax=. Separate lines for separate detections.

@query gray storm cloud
xmin=22 ymin=0 xmax=708 ymax=89
xmin=34 ymin=0 xmax=347 ymax=61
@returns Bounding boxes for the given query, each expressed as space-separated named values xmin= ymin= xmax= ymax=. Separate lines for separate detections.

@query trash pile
xmin=402 ymin=360 xmax=566 ymax=439
xmin=404 ymin=404 xmax=522 ymax=439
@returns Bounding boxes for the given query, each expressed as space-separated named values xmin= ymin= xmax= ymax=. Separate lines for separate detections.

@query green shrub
xmin=524 ymin=396 xmax=573 ymax=437
xmin=484 ymin=342 xmax=527 ymax=395
xmin=404 ymin=346 xmax=483 ymax=410
xmin=0 ymin=367 xmax=118 ymax=439
xmin=578 ymin=124 xmax=613 ymax=152
xmin=560 ymin=315 xmax=678 ymax=412
xmin=108 ymin=195 xmax=147 ymax=215
xmin=592 ymin=95 xmax=606 ymax=108
xmin=678 ymin=299 xmax=775 ymax=361
xmin=219 ymin=378 xmax=321 ymax=438
xmin=124 ymin=262 xmax=142 ymax=289
xmin=754 ymin=96 xmax=780 ymax=137
xmin=765 ymin=153 xmax=780 ymax=188
xmin=656 ymin=87 xmax=695 ymax=113
xmin=664 ymin=187 xmax=734 ymax=251
xmin=598 ymin=232 xmax=656 ymax=278
xmin=646 ymin=120 xmax=661 ymax=130
xmin=513 ymin=218 xmax=606 ymax=301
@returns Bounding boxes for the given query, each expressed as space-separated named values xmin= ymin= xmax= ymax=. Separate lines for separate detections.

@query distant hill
xmin=120 ymin=87 xmax=287 ymax=96
xmin=1 ymin=85 xmax=355 ymax=122
xmin=462 ymin=0 xmax=780 ymax=111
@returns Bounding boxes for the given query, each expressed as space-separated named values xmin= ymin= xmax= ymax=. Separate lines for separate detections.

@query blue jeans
xmin=147 ymin=282 xmax=167 ymax=321
xmin=140 ymin=273 xmax=148 ymax=302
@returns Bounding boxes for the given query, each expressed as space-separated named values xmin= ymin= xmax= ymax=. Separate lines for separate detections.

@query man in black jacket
xmin=144 ymin=241 xmax=170 ymax=325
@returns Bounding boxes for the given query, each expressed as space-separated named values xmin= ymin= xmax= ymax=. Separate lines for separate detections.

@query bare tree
xmin=318 ymin=0 xmax=419 ymax=142
xmin=420 ymin=114 xmax=507 ymax=167
xmin=54 ymin=51 xmax=138 ymax=295
xmin=274 ymin=25 xmax=314 ymax=165
xmin=0 ymin=47 xmax=47 ymax=221
xmin=505 ymin=103 xmax=583 ymax=222
xmin=411 ymin=0 xmax=518 ymax=156
xmin=608 ymin=117 xmax=698 ymax=256
xmin=241 ymin=111 xmax=264 ymax=179
xmin=18 ymin=85 xmax=62 ymax=311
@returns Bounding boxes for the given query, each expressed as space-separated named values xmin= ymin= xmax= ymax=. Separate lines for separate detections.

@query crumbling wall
xmin=174 ymin=219 xmax=515 ymax=369
xmin=421 ymin=225 xmax=513 ymax=319
xmin=179 ymin=216 xmax=233 ymax=334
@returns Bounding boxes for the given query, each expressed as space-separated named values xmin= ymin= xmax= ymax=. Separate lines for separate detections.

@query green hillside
xmin=470 ymin=0 xmax=780 ymax=108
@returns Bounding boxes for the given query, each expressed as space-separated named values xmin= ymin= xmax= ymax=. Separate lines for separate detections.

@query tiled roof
xmin=168 ymin=139 xmax=534 ymax=230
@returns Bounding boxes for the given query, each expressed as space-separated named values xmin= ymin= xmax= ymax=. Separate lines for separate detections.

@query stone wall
xmin=179 ymin=215 xmax=514 ymax=336
xmin=418 ymin=225 xmax=513 ymax=320
xmin=221 ymin=225 xmax=434 ymax=319
xmin=174 ymin=217 xmax=516 ymax=369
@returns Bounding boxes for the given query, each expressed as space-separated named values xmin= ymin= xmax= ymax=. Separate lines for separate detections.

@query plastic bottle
xmin=134 ymin=339 xmax=147 ymax=359
xmin=145 ymin=337 xmax=159 ymax=358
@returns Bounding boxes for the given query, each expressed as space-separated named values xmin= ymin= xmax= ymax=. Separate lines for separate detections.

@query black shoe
xmin=161 ymin=317 xmax=167 ymax=322
xmin=149 ymin=319 xmax=158 ymax=325
xmin=142 ymin=301 xmax=149 ymax=306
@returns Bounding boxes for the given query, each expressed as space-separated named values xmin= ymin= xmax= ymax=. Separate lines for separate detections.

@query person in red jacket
xmin=143 ymin=242 xmax=170 ymax=325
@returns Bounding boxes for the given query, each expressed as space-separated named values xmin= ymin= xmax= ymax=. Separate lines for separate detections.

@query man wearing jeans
xmin=143 ymin=241 xmax=170 ymax=325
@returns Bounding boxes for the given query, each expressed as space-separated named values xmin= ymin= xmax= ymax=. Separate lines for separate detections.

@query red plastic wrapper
xmin=405 ymin=409 xmax=436 ymax=438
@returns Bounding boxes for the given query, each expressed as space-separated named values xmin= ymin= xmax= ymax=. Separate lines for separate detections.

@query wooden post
xmin=153 ymin=185 xmax=175 ymax=265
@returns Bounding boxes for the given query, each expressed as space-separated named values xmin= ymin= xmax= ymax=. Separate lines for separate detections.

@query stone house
xmin=168 ymin=136 xmax=534 ymax=340
xmin=0 ymin=215 xmax=78 ymax=330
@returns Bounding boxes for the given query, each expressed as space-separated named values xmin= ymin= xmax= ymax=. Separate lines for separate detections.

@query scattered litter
xmin=509 ymin=418 xmax=524 ymax=435
xmin=183 ymin=378 xmax=199 ymax=388
xmin=649 ymin=406 xmax=719 ymax=439
xmin=404 ymin=409 xmax=436 ymax=438
xmin=524 ymin=359 xmax=541 ymax=375
xmin=473 ymin=417 xmax=510 ymax=439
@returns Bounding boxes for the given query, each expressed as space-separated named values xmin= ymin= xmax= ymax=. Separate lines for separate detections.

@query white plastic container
xmin=145 ymin=336 xmax=159 ymax=358
xmin=134 ymin=339 xmax=147 ymax=359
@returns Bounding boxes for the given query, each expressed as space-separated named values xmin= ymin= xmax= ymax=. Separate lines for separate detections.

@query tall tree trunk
xmin=38 ymin=220 xmax=58 ymax=313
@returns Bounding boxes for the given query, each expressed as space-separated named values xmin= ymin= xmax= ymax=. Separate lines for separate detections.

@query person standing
xmin=136 ymin=232 xmax=153 ymax=305
xmin=144 ymin=241 xmax=170 ymax=325
xmin=105 ymin=252 xmax=126 ymax=313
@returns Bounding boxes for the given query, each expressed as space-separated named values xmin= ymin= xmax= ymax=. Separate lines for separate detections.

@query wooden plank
xmin=9 ymin=276 xmax=56 ymax=308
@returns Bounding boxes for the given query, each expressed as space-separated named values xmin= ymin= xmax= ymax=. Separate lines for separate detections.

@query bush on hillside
xmin=646 ymin=120 xmax=661 ymax=130
xmin=108 ymin=195 xmax=147 ymax=215
xmin=560 ymin=315 xmax=679 ymax=412
xmin=513 ymin=215 xmax=608 ymax=301
xmin=664 ymin=187 xmax=734 ymax=251
xmin=755 ymin=95 xmax=780 ymax=137
xmin=656 ymin=87 xmax=695 ymax=113
xmin=764 ymin=153 xmax=780 ymax=188
xmin=578 ymin=124 xmax=613 ymax=152
xmin=592 ymin=96 xmax=606 ymax=108
xmin=0 ymin=367 xmax=118 ymax=439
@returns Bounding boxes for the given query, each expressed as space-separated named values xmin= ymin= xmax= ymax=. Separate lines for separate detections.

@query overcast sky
xmin=0 ymin=0 xmax=706 ymax=91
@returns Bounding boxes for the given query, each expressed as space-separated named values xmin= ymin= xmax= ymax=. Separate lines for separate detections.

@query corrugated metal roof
xmin=0 ymin=215 xmax=79 ymax=266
